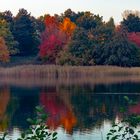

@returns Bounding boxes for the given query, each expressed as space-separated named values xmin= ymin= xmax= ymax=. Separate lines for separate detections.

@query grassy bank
xmin=0 ymin=65 xmax=140 ymax=78
xmin=0 ymin=65 xmax=140 ymax=77
xmin=0 ymin=65 xmax=140 ymax=87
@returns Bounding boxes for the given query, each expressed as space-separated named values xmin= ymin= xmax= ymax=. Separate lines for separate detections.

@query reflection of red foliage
xmin=0 ymin=88 xmax=10 ymax=118
xmin=40 ymin=92 xmax=77 ymax=133
xmin=128 ymin=103 xmax=140 ymax=115
xmin=128 ymin=32 xmax=140 ymax=47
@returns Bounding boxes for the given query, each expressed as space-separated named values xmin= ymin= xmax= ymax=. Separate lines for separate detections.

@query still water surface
xmin=0 ymin=78 xmax=140 ymax=140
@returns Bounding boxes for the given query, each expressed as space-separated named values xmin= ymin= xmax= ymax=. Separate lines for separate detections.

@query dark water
xmin=0 ymin=80 xmax=140 ymax=140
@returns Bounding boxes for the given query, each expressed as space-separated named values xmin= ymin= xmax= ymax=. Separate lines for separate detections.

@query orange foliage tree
xmin=0 ymin=37 xmax=10 ymax=62
xmin=59 ymin=17 xmax=76 ymax=37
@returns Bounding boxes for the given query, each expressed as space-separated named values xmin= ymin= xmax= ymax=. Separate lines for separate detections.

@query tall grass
xmin=1 ymin=65 xmax=140 ymax=77
xmin=0 ymin=65 xmax=140 ymax=87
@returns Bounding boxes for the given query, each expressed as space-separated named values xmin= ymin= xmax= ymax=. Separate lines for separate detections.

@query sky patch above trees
xmin=0 ymin=0 xmax=140 ymax=23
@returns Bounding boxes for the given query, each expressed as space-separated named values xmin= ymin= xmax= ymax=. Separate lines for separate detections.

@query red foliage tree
xmin=127 ymin=32 xmax=140 ymax=47
xmin=39 ymin=16 xmax=67 ymax=63
xmin=39 ymin=16 xmax=76 ymax=63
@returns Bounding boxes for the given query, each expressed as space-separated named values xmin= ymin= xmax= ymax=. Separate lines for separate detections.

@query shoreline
xmin=0 ymin=65 xmax=140 ymax=87
xmin=0 ymin=64 xmax=140 ymax=77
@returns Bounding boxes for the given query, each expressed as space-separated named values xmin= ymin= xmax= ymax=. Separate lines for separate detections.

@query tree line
xmin=0 ymin=8 xmax=140 ymax=67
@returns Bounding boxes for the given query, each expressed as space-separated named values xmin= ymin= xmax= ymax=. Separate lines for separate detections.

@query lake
xmin=0 ymin=73 xmax=140 ymax=140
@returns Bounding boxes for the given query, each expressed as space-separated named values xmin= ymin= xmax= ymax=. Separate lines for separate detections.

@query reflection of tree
xmin=70 ymin=92 xmax=138 ymax=131
xmin=0 ymin=87 xmax=10 ymax=131
xmin=67 ymin=83 xmax=140 ymax=94
xmin=128 ymin=103 xmax=140 ymax=114
xmin=40 ymin=89 xmax=77 ymax=134
xmin=10 ymin=88 xmax=39 ymax=129
xmin=39 ymin=86 xmax=140 ymax=134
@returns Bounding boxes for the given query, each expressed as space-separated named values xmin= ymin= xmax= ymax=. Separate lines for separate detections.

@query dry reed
xmin=0 ymin=65 xmax=140 ymax=87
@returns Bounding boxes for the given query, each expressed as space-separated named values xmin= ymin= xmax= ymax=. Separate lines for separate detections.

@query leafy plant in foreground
xmin=0 ymin=106 xmax=57 ymax=140
xmin=107 ymin=96 xmax=140 ymax=140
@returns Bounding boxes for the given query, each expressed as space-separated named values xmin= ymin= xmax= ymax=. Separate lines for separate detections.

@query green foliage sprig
xmin=107 ymin=96 xmax=140 ymax=140
xmin=0 ymin=106 xmax=57 ymax=140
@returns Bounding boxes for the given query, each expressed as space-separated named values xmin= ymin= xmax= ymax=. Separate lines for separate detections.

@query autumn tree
xmin=39 ymin=16 xmax=76 ymax=63
xmin=39 ymin=15 xmax=65 ymax=62
xmin=0 ymin=37 xmax=10 ymax=62
xmin=59 ymin=17 xmax=76 ymax=37
xmin=127 ymin=32 xmax=140 ymax=47
xmin=0 ymin=19 xmax=18 ymax=55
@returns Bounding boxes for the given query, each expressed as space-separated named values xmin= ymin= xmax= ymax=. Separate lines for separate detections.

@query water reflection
xmin=0 ymin=82 xmax=140 ymax=139
xmin=0 ymin=87 xmax=10 ymax=131
xmin=40 ymin=89 xmax=77 ymax=133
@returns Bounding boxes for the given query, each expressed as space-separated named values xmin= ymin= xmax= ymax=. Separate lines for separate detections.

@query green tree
xmin=90 ymin=17 xmax=115 ymax=65
xmin=58 ymin=17 xmax=115 ymax=66
xmin=121 ymin=11 xmax=140 ymax=32
xmin=76 ymin=12 xmax=103 ymax=30
xmin=57 ymin=27 xmax=94 ymax=65
xmin=0 ymin=11 xmax=14 ymax=31
xmin=102 ymin=31 xmax=140 ymax=67
xmin=90 ymin=17 xmax=115 ymax=46
xmin=0 ymin=19 xmax=18 ymax=55
xmin=35 ymin=16 xmax=45 ymax=33
xmin=13 ymin=9 xmax=40 ymax=56
xmin=62 ymin=9 xmax=77 ymax=22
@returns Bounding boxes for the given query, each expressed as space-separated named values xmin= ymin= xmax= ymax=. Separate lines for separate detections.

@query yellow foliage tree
xmin=0 ymin=37 xmax=10 ymax=62
xmin=59 ymin=17 xmax=76 ymax=37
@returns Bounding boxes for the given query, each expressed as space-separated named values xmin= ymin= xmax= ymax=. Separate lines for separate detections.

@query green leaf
xmin=107 ymin=133 xmax=112 ymax=136
xmin=52 ymin=137 xmax=57 ymax=140
xmin=111 ymin=135 xmax=119 ymax=140
xmin=119 ymin=107 xmax=126 ymax=113
xmin=36 ymin=106 xmax=44 ymax=113
xmin=134 ymin=134 xmax=138 ymax=139
xmin=124 ymin=96 xmax=129 ymax=102
xmin=21 ymin=133 xmax=25 ymax=138
xmin=118 ymin=126 xmax=123 ymax=132
xmin=129 ymin=128 xmax=134 ymax=135
xmin=53 ymin=132 xmax=57 ymax=137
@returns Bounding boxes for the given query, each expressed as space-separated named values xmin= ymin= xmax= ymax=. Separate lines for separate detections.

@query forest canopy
xmin=0 ymin=8 xmax=140 ymax=67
